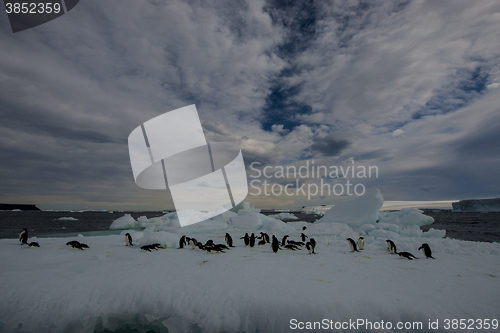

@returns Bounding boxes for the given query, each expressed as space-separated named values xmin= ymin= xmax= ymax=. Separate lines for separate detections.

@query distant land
xmin=452 ymin=198 xmax=500 ymax=212
xmin=0 ymin=204 xmax=41 ymax=211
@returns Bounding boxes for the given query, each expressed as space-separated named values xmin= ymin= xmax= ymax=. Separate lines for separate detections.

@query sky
xmin=1 ymin=0 xmax=499 ymax=211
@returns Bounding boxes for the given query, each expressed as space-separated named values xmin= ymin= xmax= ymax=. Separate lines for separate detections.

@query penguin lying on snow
xmin=418 ymin=243 xmax=435 ymax=259
xmin=347 ymin=238 xmax=360 ymax=252
xmin=28 ymin=242 xmax=40 ymax=248
xmin=66 ymin=240 xmax=80 ymax=247
xmin=397 ymin=251 xmax=418 ymax=260
xmin=284 ymin=244 xmax=300 ymax=251
xmin=141 ymin=244 xmax=163 ymax=252
xmin=73 ymin=243 xmax=89 ymax=250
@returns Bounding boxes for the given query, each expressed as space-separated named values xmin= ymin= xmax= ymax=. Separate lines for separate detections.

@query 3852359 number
xmin=443 ymin=319 xmax=498 ymax=330
xmin=5 ymin=2 xmax=62 ymax=14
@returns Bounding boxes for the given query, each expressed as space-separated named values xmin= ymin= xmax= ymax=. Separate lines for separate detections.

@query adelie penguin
xmin=249 ymin=233 xmax=258 ymax=247
xmin=309 ymin=238 xmax=316 ymax=248
xmin=300 ymin=233 xmax=308 ymax=242
xmin=28 ymin=242 xmax=40 ymax=248
xmin=386 ymin=239 xmax=397 ymax=254
xmin=271 ymin=235 xmax=281 ymax=253
xmin=19 ymin=228 xmax=28 ymax=245
xmin=240 ymin=233 xmax=250 ymax=246
xmin=225 ymin=233 xmax=234 ymax=247
xmin=418 ymin=243 xmax=435 ymax=259
xmin=258 ymin=232 xmax=269 ymax=244
xmin=306 ymin=241 xmax=316 ymax=254
xmin=357 ymin=237 xmax=364 ymax=251
xmin=347 ymin=238 xmax=359 ymax=252
xmin=281 ymin=235 xmax=289 ymax=247
xmin=125 ymin=233 xmax=133 ymax=246
xmin=178 ymin=235 xmax=187 ymax=248
xmin=398 ymin=251 xmax=418 ymax=260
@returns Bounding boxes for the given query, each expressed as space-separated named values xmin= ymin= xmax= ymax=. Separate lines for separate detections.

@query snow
xmin=452 ymin=198 xmax=500 ymax=212
xmin=56 ymin=217 xmax=78 ymax=221
xmin=1 ymin=189 xmax=499 ymax=333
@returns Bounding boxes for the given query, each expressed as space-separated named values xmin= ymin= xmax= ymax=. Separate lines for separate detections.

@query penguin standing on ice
xmin=281 ymin=235 xmax=289 ymax=247
xmin=386 ymin=239 xmax=397 ymax=254
xmin=240 ymin=233 xmax=250 ymax=246
xmin=309 ymin=238 xmax=316 ymax=248
xmin=258 ymin=232 xmax=270 ymax=244
xmin=125 ymin=233 xmax=133 ymax=246
xmin=306 ymin=241 xmax=315 ymax=254
xmin=271 ymin=235 xmax=281 ymax=253
xmin=19 ymin=228 xmax=28 ymax=245
xmin=300 ymin=233 xmax=308 ymax=242
xmin=398 ymin=251 xmax=418 ymax=260
xmin=225 ymin=233 xmax=234 ymax=247
xmin=178 ymin=235 xmax=187 ymax=248
xmin=249 ymin=233 xmax=258 ymax=247
xmin=418 ymin=243 xmax=435 ymax=259
xmin=347 ymin=238 xmax=359 ymax=252
xmin=357 ymin=237 xmax=364 ymax=251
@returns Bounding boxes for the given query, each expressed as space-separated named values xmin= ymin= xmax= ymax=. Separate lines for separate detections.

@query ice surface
xmin=268 ymin=212 xmax=299 ymax=220
xmin=56 ymin=217 xmax=78 ymax=221
xmin=2 ymin=189 xmax=499 ymax=333
xmin=452 ymin=198 xmax=500 ymax=212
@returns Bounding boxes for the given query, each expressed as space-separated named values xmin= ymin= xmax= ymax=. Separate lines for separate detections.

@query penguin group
xmin=384 ymin=239 xmax=435 ymax=260
xmin=344 ymin=237 xmax=436 ymax=260
xmin=178 ymin=235 xmax=229 ymax=253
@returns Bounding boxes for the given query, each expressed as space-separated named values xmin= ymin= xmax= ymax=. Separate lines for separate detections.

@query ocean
xmin=0 ymin=210 xmax=499 ymax=242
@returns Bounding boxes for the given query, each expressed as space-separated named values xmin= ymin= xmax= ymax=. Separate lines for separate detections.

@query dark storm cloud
xmin=310 ymin=133 xmax=352 ymax=157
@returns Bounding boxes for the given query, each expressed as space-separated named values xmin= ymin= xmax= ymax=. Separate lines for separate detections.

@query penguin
xmin=386 ymin=240 xmax=397 ymax=254
xmin=125 ymin=233 xmax=133 ymax=246
xmin=240 ymin=233 xmax=250 ymax=246
xmin=300 ymin=233 xmax=308 ymax=242
xmin=73 ymin=243 xmax=89 ymax=250
xmin=209 ymin=244 xmax=227 ymax=253
xmin=271 ymin=235 xmax=280 ymax=253
xmin=28 ymin=242 xmax=40 ymax=248
xmin=347 ymin=238 xmax=359 ymax=252
xmin=19 ymin=228 xmax=28 ymax=245
xmin=302 ymin=226 xmax=307 ymax=231
xmin=205 ymin=239 xmax=214 ymax=248
xmin=216 ymin=243 xmax=229 ymax=250
xmin=263 ymin=232 xmax=270 ymax=243
xmin=188 ymin=238 xmax=198 ymax=250
xmin=151 ymin=243 xmax=163 ymax=250
xmin=306 ymin=241 xmax=315 ymax=254
xmin=179 ymin=235 xmax=187 ymax=248
xmin=258 ymin=239 xmax=266 ymax=246
xmin=225 ymin=233 xmax=234 ymax=247
xmin=281 ymin=235 xmax=289 ymax=247
xmin=418 ymin=243 xmax=435 ymax=259
xmin=249 ymin=233 xmax=258 ymax=247
xmin=258 ymin=232 xmax=270 ymax=244
xmin=141 ymin=245 xmax=153 ymax=252
xmin=196 ymin=242 xmax=205 ymax=251
xmin=357 ymin=237 xmax=364 ymax=251
xmin=66 ymin=240 xmax=80 ymax=247
xmin=398 ymin=251 xmax=418 ymax=260
xmin=284 ymin=244 xmax=300 ymax=251
xmin=309 ymin=238 xmax=316 ymax=248
xmin=288 ymin=240 xmax=305 ymax=247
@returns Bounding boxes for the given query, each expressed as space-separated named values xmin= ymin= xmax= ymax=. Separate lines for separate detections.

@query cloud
xmin=311 ymin=132 xmax=352 ymax=157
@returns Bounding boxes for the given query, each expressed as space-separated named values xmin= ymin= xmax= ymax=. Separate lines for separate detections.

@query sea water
xmin=0 ymin=210 xmax=499 ymax=242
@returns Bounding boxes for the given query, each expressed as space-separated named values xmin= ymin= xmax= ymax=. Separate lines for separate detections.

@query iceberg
xmin=452 ymin=198 xmax=500 ymax=212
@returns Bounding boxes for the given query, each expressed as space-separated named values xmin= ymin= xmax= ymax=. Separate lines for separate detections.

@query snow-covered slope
xmin=1 ymin=190 xmax=499 ymax=333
